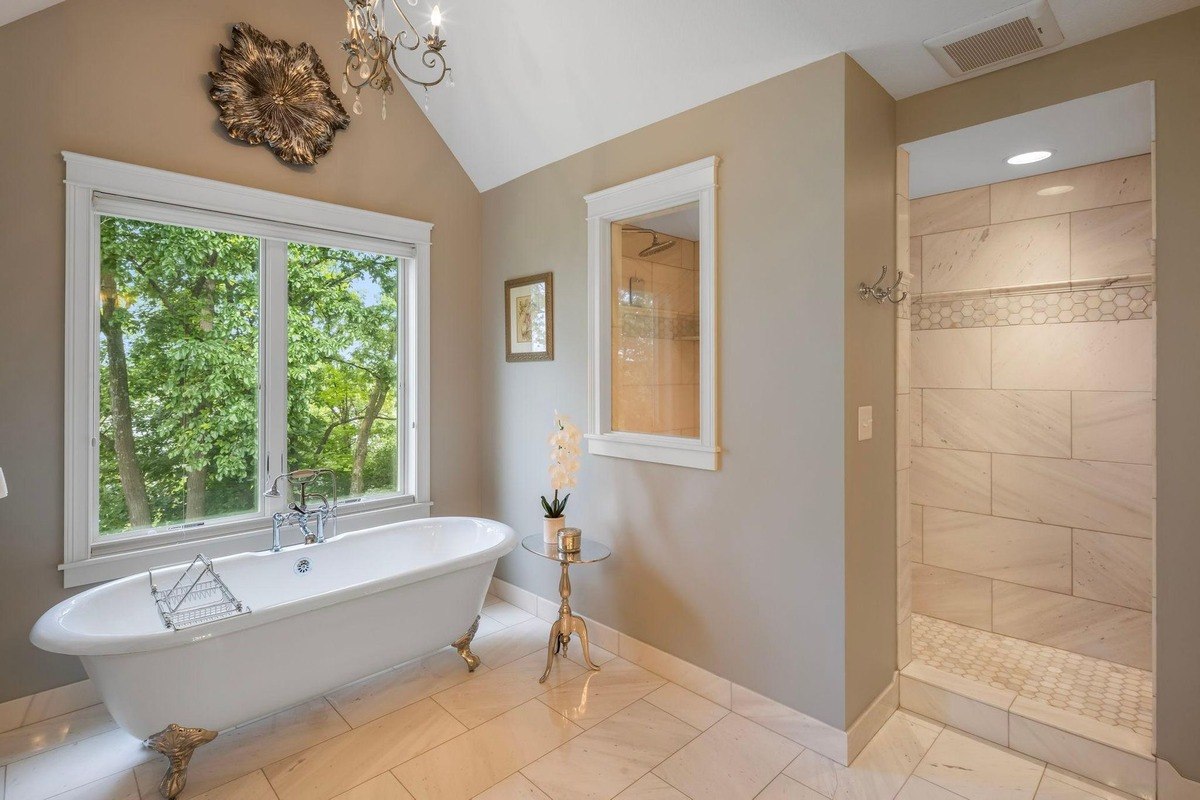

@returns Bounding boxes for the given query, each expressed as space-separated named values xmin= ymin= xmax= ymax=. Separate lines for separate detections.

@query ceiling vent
xmin=924 ymin=0 xmax=1065 ymax=77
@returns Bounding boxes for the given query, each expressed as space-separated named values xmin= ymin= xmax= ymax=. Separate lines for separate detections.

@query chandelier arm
xmin=388 ymin=46 xmax=448 ymax=88
xmin=385 ymin=0 xmax=426 ymax=52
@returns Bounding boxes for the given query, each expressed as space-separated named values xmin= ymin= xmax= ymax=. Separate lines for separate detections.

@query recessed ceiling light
xmin=1007 ymin=150 xmax=1053 ymax=165
xmin=1037 ymin=185 xmax=1074 ymax=196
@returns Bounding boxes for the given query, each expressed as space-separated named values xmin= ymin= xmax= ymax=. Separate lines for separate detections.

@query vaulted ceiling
xmin=6 ymin=0 xmax=1198 ymax=190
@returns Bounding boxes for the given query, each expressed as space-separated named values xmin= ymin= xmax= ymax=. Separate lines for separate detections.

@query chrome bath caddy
xmin=149 ymin=554 xmax=250 ymax=631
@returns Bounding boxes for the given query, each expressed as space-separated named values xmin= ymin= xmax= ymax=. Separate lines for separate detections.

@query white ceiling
xmin=4 ymin=0 xmax=1196 ymax=190
xmin=905 ymin=82 xmax=1154 ymax=198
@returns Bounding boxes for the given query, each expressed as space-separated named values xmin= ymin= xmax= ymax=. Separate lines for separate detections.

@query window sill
xmin=586 ymin=433 xmax=720 ymax=470
xmin=60 ymin=499 xmax=432 ymax=588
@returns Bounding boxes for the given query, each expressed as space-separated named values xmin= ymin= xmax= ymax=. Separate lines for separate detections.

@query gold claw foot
xmin=144 ymin=723 xmax=218 ymax=800
xmin=453 ymin=615 xmax=482 ymax=672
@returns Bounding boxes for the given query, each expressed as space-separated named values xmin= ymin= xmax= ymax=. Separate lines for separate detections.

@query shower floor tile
xmin=912 ymin=614 xmax=1153 ymax=738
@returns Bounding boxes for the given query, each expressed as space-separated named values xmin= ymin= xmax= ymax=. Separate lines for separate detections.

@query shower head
xmin=623 ymin=226 xmax=676 ymax=258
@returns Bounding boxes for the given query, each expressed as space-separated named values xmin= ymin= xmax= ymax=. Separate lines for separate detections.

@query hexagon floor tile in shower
xmin=912 ymin=614 xmax=1153 ymax=738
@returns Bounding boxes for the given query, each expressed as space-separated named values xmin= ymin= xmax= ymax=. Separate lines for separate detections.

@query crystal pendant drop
xmin=423 ymin=88 xmax=430 ymax=113
xmin=359 ymin=61 xmax=371 ymax=80
xmin=353 ymin=93 xmax=363 ymax=116
xmin=381 ymin=96 xmax=387 ymax=120
xmin=341 ymin=75 xmax=349 ymax=94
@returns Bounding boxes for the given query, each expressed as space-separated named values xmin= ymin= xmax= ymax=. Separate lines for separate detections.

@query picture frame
xmin=504 ymin=272 xmax=554 ymax=362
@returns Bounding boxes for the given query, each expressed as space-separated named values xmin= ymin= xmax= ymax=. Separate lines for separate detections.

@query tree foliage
xmin=98 ymin=216 xmax=398 ymax=535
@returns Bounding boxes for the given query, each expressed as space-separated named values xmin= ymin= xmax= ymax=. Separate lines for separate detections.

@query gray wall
xmin=897 ymin=7 xmax=1200 ymax=778
xmin=481 ymin=55 xmax=895 ymax=730
xmin=0 ymin=0 xmax=483 ymax=703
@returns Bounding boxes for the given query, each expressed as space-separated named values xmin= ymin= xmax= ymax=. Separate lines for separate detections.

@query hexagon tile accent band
xmin=912 ymin=284 xmax=1154 ymax=330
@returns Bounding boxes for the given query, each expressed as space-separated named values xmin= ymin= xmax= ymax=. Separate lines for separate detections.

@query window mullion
xmin=261 ymin=238 xmax=289 ymax=516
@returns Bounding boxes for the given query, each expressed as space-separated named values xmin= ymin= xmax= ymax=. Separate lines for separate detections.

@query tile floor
xmin=0 ymin=597 xmax=1144 ymax=800
xmin=912 ymin=615 xmax=1153 ymax=738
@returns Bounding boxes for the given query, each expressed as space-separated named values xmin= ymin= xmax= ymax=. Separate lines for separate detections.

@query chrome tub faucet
xmin=263 ymin=468 xmax=338 ymax=552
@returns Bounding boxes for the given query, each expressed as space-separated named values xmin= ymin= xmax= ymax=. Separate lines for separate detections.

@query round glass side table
xmin=521 ymin=534 xmax=612 ymax=683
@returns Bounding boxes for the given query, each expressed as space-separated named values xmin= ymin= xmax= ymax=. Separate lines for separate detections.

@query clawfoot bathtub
xmin=32 ymin=516 xmax=517 ymax=798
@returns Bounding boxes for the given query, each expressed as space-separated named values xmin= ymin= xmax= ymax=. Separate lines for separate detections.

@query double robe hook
xmin=858 ymin=265 xmax=907 ymax=304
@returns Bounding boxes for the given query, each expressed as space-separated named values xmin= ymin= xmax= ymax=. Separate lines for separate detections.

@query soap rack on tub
xmin=149 ymin=554 xmax=251 ymax=631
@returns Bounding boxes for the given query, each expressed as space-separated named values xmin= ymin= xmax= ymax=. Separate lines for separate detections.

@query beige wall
xmin=842 ymin=57 xmax=899 ymax=725
xmin=897 ymin=6 xmax=1200 ymax=778
xmin=0 ymin=0 xmax=483 ymax=702
xmin=908 ymin=157 xmax=1154 ymax=671
xmin=481 ymin=54 xmax=897 ymax=729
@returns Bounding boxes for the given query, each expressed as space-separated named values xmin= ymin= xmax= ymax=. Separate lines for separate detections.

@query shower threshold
xmin=905 ymin=615 xmax=1154 ymax=784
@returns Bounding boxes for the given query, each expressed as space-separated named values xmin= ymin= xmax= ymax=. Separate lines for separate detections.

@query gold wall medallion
xmin=209 ymin=23 xmax=350 ymax=166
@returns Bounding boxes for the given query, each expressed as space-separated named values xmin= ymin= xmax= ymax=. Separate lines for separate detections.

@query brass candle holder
xmin=557 ymin=527 xmax=582 ymax=554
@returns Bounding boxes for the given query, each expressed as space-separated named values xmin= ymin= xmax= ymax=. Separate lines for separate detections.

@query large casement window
xmin=63 ymin=154 xmax=431 ymax=586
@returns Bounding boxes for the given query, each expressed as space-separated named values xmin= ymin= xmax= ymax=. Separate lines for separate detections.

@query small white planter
xmin=543 ymin=516 xmax=566 ymax=544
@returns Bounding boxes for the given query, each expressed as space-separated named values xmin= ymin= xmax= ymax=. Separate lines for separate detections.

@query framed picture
xmin=505 ymin=272 xmax=554 ymax=362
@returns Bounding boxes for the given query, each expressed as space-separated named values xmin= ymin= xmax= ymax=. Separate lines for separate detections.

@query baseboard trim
xmin=1159 ymin=759 xmax=1200 ymax=800
xmin=0 ymin=678 xmax=100 ymax=734
xmin=490 ymin=576 xmax=896 ymax=766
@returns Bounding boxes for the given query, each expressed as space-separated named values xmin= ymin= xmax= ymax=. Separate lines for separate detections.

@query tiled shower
xmin=897 ymin=153 xmax=1155 ymax=745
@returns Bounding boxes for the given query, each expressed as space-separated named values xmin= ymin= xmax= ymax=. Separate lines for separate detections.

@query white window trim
xmin=584 ymin=156 xmax=720 ymax=470
xmin=62 ymin=152 xmax=433 ymax=588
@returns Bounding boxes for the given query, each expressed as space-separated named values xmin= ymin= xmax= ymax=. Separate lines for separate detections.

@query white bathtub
xmin=32 ymin=516 xmax=517 ymax=739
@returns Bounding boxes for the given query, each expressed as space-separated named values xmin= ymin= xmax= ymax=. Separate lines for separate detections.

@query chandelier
xmin=340 ymin=0 xmax=453 ymax=119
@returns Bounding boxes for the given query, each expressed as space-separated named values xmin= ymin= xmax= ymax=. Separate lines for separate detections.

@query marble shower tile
xmin=899 ymin=542 xmax=913 ymax=623
xmin=912 ymin=506 xmax=924 ymax=562
xmin=523 ymin=701 xmax=699 ymax=800
xmin=911 ymin=390 xmax=923 ymax=446
xmin=653 ymin=714 xmax=800 ymax=800
xmin=1072 ymin=530 xmax=1152 ymax=612
xmin=912 ymin=565 xmax=992 ymax=630
xmin=898 ymin=468 xmax=911 ymax=546
xmin=912 ymin=328 xmax=991 ymax=390
xmin=899 ymin=674 xmax=1010 ymax=746
xmin=1071 ymin=393 xmax=1153 ymax=465
xmin=1036 ymin=767 xmax=1143 ymax=800
xmin=1070 ymin=202 xmax=1154 ymax=280
xmin=914 ymin=728 xmax=1045 ymax=800
xmin=989 ymin=156 xmax=1151 ymax=224
xmin=642 ymin=684 xmax=728 ymax=731
xmin=899 ymin=615 xmax=913 ymax=669
xmin=898 ymin=393 xmax=911 ymax=470
xmin=537 ymin=658 xmax=665 ymax=729
xmin=991 ymin=321 xmax=1153 ymax=393
xmin=922 ymin=508 xmax=1071 ymax=593
xmin=1008 ymin=698 xmax=1152 ymax=759
xmin=911 ymin=448 xmax=991 ymax=514
xmin=326 ymin=648 xmax=490 ymax=728
xmin=991 ymin=583 xmax=1151 ymax=669
xmin=922 ymin=389 xmax=1071 ymax=458
xmin=1007 ymin=717 xmax=1154 ymax=800
xmin=262 ymin=699 xmax=464 ymax=800
xmin=992 ymin=455 xmax=1152 ymax=537
xmin=911 ymin=187 xmax=991 ymax=237
xmin=910 ymin=237 xmax=923 ymax=295
xmin=922 ymin=215 xmax=1069 ymax=293
xmin=392 ymin=700 xmax=581 ymax=800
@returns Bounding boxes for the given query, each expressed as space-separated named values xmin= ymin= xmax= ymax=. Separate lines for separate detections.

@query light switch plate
xmin=858 ymin=406 xmax=873 ymax=441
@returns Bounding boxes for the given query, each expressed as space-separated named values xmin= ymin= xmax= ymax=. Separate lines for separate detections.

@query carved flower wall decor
xmin=209 ymin=23 xmax=350 ymax=166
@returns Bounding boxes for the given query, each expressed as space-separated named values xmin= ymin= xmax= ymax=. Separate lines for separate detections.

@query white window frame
xmin=62 ymin=152 xmax=432 ymax=587
xmin=584 ymin=157 xmax=720 ymax=470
